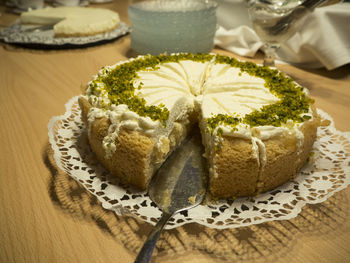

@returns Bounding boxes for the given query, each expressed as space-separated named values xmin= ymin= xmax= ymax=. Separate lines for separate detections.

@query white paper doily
xmin=48 ymin=96 xmax=350 ymax=229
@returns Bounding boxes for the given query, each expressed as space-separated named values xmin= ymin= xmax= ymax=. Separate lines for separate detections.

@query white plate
xmin=0 ymin=20 xmax=130 ymax=47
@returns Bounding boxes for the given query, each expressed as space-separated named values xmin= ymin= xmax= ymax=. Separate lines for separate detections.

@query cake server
xmin=134 ymin=130 xmax=208 ymax=263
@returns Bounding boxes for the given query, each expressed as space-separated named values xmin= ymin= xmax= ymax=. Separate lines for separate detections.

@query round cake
xmin=79 ymin=53 xmax=319 ymax=199
xmin=20 ymin=7 xmax=120 ymax=37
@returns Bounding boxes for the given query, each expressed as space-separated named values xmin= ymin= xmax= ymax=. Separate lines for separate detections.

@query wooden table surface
xmin=1 ymin=2 xmax=350 ymax=263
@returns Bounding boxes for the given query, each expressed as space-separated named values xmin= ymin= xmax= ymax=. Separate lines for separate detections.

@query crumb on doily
xmin=320 ymin=119 xmax=331 ymax=127
xmin=188 ymin=195 xmax=197 ymax=205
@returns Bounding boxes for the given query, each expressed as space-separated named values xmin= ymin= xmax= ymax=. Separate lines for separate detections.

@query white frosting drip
xmin=251 ymin=137 xmax=260 ymax=164
xmin=254 ymin=137 xmax=267 ymax=169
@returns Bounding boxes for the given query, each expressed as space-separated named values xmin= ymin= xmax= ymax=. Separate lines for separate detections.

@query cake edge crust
xmin=80 ymin=95 xmax=320 ymax=199
xmin=209 ymin=106 xmax=320 ymax=199
xmin=78 ymin=97 xmax=194 ymax=190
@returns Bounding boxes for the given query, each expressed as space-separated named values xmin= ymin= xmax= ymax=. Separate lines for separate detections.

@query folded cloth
xmin=215 ymin=25 xmax=262 ymax=57
xmin=214 ymin=1 xmax=350 ymax=70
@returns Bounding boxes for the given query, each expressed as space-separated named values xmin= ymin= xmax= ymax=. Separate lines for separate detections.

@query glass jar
xmin=128 ymin=0 xmax=218 ymax=55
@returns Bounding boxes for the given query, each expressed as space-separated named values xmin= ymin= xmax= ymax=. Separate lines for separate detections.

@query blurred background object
xmin=128 ymin=0 xmax=217 ymax=55
xmin=52 ymin=0 xmax=89 ymax=6
xmin=215 ymin=0 xmax=350 ymax=69
xmin=89 ymin=0 xmax=113 ymax=3
xmin=217 ymin=0 xmax=251 ymax=29
xmin=247 ymin=0 xmax=322 ymax=66
xmin=6 ymin=0 xmax=44 ymax=11
xmin=53 ymin=0 xmax=81 ymax=6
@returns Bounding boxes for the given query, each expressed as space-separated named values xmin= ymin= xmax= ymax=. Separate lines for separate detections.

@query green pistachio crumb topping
xmin=88 ymin=53 xmax=313 ymax=131
xmin=207 ymin=114 xmax=239 ymax=135
xmin=89 ymin=53 xmax=214 ymax=126
xmin=207 ymin=55 xmax=313 ymax=134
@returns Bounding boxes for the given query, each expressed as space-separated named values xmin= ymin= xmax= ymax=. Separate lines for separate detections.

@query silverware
xmin=134 ymin=129 xmax=208 ymax=263
xmin=264 ymin=0 xmax=330 ymax=36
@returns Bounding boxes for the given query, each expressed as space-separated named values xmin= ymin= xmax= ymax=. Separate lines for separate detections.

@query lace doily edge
xmin=47 ymin=96 xmax=350 ymax=230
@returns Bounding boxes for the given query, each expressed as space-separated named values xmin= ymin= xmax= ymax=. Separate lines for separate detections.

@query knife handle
xmin=134 ymin=212 xmax=173 ymax=263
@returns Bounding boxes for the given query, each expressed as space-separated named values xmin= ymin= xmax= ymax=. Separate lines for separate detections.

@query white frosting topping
xmin=84 ymin=55 xmax=312 ymax=173
xmin=202 ymin=64 xmax=279 ymax=119
xmin=135 ymin=61 xmax=210 ymax=110
xmin=21 ymin=7 xmax=120 ymax=36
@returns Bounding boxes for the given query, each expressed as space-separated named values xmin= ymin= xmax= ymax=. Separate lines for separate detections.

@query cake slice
xmin=20 ymin=7 xmax=120 ymax=37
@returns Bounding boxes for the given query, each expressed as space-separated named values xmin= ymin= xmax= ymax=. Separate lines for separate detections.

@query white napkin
xmin=214 ymin=1 xmax=350 ymax=70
